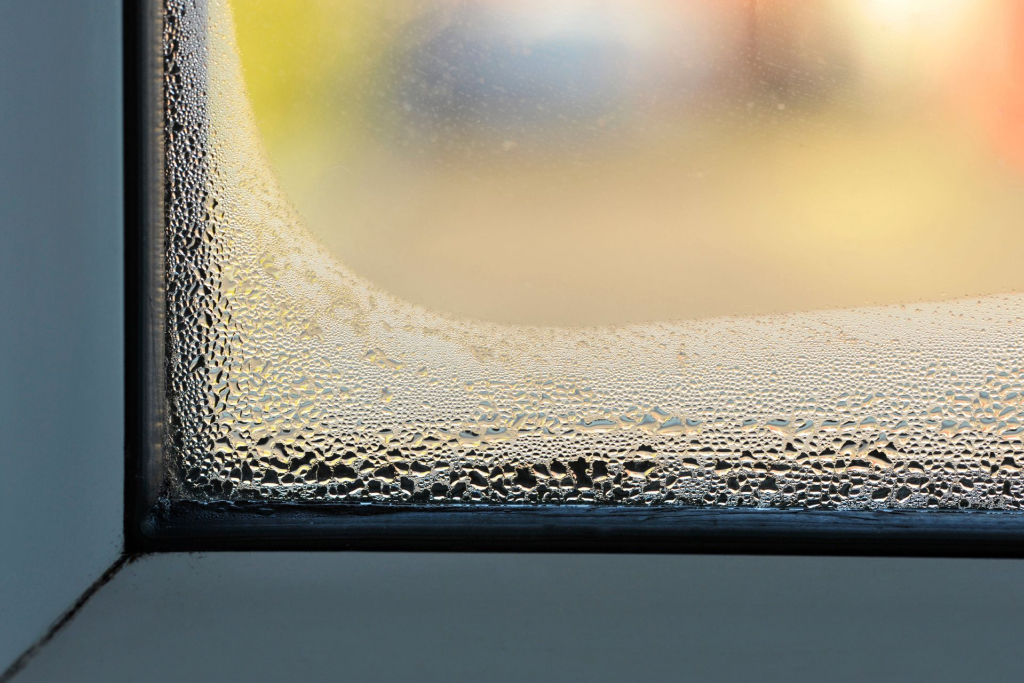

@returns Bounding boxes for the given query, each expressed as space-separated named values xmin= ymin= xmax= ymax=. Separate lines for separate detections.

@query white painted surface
xmin=0 ymin=0 xmax=124 ymax=670
xmin=16 ymin=552 xmax=1024 ymax=682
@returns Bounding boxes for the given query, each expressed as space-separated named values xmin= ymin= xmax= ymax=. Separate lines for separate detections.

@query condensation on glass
xmin=165 ymin=0 xmax=1024 ymax=509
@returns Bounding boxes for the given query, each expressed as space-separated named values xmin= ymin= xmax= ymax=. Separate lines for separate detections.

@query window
xmin=129 ymin=0 xmax=1024 ymax=553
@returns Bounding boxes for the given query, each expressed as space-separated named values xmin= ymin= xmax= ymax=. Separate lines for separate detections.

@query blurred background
xmin=233 ymin=0 xmax=1024 ymax=325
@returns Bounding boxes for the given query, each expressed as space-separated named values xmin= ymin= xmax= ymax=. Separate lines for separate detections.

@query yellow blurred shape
xmin=232 ymin=0 xmax=1024 ymax=325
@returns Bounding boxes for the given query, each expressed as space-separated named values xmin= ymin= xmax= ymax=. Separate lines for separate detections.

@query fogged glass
xmin=165 ymin=0 xmax=1024 ymax=508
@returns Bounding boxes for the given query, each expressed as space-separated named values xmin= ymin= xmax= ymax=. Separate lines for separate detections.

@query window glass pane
xmin=165 ymin=0 xmax=1024 ymax=509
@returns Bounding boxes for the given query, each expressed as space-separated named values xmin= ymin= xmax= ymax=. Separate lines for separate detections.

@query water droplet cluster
xmin=164 ymin=0 xmax=1024 ymax=510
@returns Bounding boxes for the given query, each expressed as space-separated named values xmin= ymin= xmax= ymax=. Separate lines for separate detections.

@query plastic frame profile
xmin=124 ymin=0 xmax=167 ymax=553
xmin=124 ymin=0 xmax=1024 ymax=557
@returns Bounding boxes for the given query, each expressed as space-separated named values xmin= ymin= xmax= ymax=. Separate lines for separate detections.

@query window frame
xmin=124 ymin=0 xmax=1024 ymax=556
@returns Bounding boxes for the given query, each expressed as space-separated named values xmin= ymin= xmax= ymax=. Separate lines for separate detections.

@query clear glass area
xmin=165 ymin=0 xmax=1024 ymax=509
xmin=234 ymin=0 xmax=1024 ymax=325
